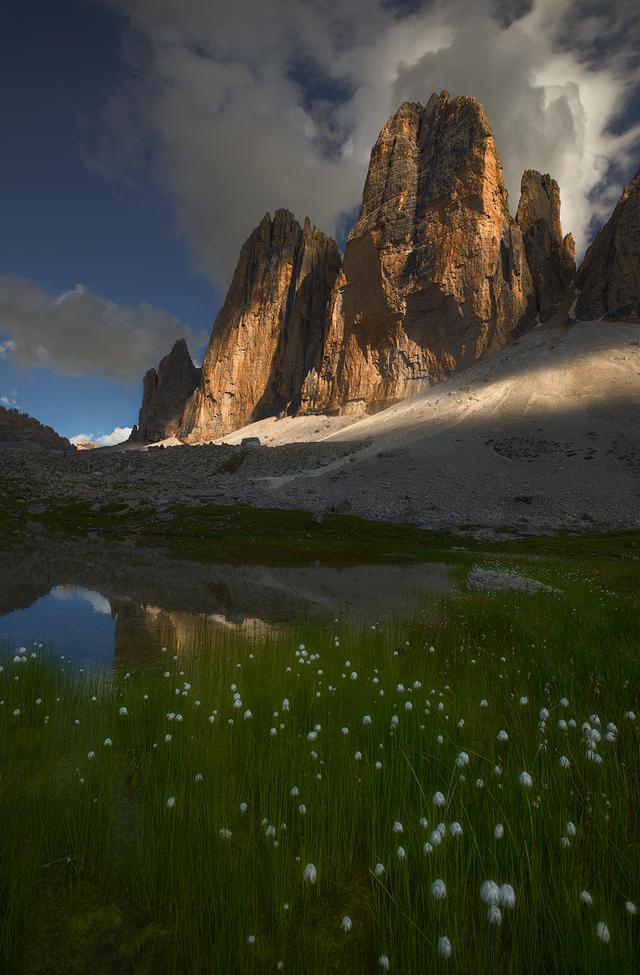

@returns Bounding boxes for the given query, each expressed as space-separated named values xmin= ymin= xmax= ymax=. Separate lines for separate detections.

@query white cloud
xmin=0 ymin=275 xmax=207 ymax=382
xmin=96 ymin=426 xmax=133 ymax=446
xmin=0 ymin=388 xmax=18 ymax=408
xmin=70 ymin=425 xmax=133 ymax=447
xmin=89 ymin=0 xmax=640 ymax=278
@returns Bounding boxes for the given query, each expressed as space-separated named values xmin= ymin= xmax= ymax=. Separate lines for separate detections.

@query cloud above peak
xmin=91 ymin=0 xmax=640 ymax=283
xmin=0 ymin=275 xmax=207 ymax=383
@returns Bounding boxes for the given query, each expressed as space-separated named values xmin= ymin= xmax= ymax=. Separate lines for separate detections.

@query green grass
xmin=1 ymin=585 xmax=639 ymax=973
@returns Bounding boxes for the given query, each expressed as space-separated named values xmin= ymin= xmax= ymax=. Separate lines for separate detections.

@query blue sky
xmin=0 ymin=0 xmax=216 ymax=440
xmin=1 ymin=0 xmax=638 ymax=442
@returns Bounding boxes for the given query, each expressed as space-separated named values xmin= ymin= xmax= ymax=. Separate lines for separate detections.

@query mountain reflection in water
xmin=0 ymin=535 xmax=453 ymax=666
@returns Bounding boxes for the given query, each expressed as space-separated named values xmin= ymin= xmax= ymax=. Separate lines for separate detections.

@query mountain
xmin=130 ymin=338 xmax=201 ymax=443
xmin=303 ymin=92 xmax=535 ymax=413
xmin=179 ymin=210 xmax=340 ymax=442
xmin=576 ymin=167 xmax=640 ymax=321
xmin=0 ymin=406 xmax=73 ymax=451
xmin=515 ymin=170 xmax=575 ymax=320
xmin=131 ymin=91 xmax=640 ymax=445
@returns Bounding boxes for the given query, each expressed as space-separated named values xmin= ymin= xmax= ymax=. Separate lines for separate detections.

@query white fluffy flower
xmin=375 ymin=862 xmax=385 ymax=877
xmin=303 ymin=863 xmax=317 ymax=884
xmin=437 ymin=936 xmax=452 ymax=959
xmin=431 ymin=879 xmax=447 ymax=899
xmin=487 ymin=905 xmax=502 ymax=925
xmin=432 ymin=791 xmax=446 ymax=807
xmin=494 ymin=823 xmax=504 ymax=839
xmin=392 ymin=821 xmax=403 ymax=834
xmin=596 ymin=921 xmax=610 ymax=943
xmin=480 ymin=881 xmax=500 ymax=906
xmin=455 ymin=751 xmax=470 ymax=768
xmin=580 ymin=890 xmax=593 ymax=906
xmin=166 ymin=796 xmax=176 ymax=809
xmin=519 ymin=771 xmax=533 ymax=788
xmin=559 ymin=755 xmax=571 ymax=769
xmin=378 ymin=956 xmax=390 ymax=970
xmin=499 ymin=884 xmax=516 ymax=908
xmin=341 ymin=916 xmax=352 ymax=933
xmin=450 ymin=822 xmax=463 ymax=837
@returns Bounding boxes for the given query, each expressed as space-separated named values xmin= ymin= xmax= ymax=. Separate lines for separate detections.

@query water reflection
xmin=0 ymin=535 xmax=453 ymax=666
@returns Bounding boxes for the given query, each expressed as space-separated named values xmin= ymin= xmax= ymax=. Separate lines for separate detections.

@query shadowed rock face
xmin=516 ymin=170 xmax=575 ymax=321
xmin=0 ymin=405 xmax=73 ymax=450
xmin=131 ymin=339 xmax=201 ymax=443
xmin=179 ymin=210 xmax=341 ymax=441
xmin=576 ymin=167 xmax=640 ymax=322
xmin=300 ymin=91 xmax=536 ymax=413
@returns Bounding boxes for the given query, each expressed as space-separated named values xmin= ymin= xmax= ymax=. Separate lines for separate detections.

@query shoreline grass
xmin=1 ymin=587 xmax=639 ymax=973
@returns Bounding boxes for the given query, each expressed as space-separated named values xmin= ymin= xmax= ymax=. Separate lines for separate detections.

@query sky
xmin=1 ymin=0 xmax=638 ymax=443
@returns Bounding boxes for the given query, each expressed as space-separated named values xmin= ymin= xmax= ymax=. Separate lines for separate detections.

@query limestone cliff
xmin=301 ymin=92 xmax=536 ymax=413
xmin=131 ymin=339 xmax=200 ymax=443
xmin=515 ymin=170 xmax=575 ymax=320
xmin=179 ymin=210 xmax=341 ymax=441
xmin=576 ymin=167 xmax=640 ymax=322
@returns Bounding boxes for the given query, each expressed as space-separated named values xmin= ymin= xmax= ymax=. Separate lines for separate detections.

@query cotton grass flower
xmin=362 ymin=714 xmax=372 ymax=725
xmin=392 ymin=821 xmax=403 ymax=834
xmin=118 ymin=707 xmax=128 ymax=716
xmin=103 ymin=738 xmax=112 ymax=747
xmin=396 ymin=846 xmax=406 ymax=860
xmin=166 ymin=796 xmax=176 ymax=809
xmin=455 ymin=751 xmax=469 ymax=767
xmin=499 ymin=885 xmax=516 ymax=908
xmin=487 ymin=905 xmax=502 ymax=925
xmin=374 ymin=862 xmax=385 ymax=877
xmin=494 ymin=823 xmax=504 ymax=839
xmin=432 ymin=791 xmax=446 ymax=807
xmin=625 ymin=901 xmax=637 ymax=915
xmin=87 ymin=751 xmax=95 ymax=760
xmin=378 ymin=955 xmax=390 ymax=970
xmin=219 ymin=828 xmax=232 ymax=839
xmin=431 ymin=879 xmax=447 ymax=899
xmin=519 ymin=771 xmax=533 ymax=788
xmin=497 ymin=730 xmax=509 ymax=742
xmin=449 ymin=822 xmax=463 ymax=837
xmin=559 ymin=755 xmax=571 ymax=769
xmin=341 ymin=916 xmax=352 ymax=933
xmin=480 ymin=881 xmax=500 ymax=906
xmin=596 ymin=921 xmax=610 ymax=943
xmin=437 ymin=936 xmax=452 ymax=959
xmin=303 ymin=863 xmax=317 ymax=884
xmin=580 ymin=891 xmax=593 ymax=906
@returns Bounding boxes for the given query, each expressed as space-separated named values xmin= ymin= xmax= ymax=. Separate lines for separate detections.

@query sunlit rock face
xmin=576 ymin=167 xmax=640 ymax=322
xmin=179 ymin=210 xmax=341 ymax=442
xmin=301 ymin=91 xmax=536 ymax=414
xmin=131 ymin=339 xmax=201 ymax=443
xmin=515 ymin=170 xmax=575 ymax=321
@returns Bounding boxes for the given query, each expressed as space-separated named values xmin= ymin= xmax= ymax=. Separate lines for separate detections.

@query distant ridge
xmin=0 ymin=405 xmax=73 ymax=451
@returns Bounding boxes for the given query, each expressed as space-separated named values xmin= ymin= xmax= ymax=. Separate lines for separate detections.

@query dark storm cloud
xmin=90 ymin=0 xmax=640 ymax=283
xmin=0 ymin=275 xmax=207 ymax=382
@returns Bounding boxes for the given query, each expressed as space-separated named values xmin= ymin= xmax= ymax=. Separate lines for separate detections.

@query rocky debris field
xmin=1 ymin=319 xmax=639 ymax=540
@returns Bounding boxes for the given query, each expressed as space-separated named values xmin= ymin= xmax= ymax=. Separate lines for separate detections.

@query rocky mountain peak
xmin=515 ymin=169 xmax=575 ymax=320
xmin=576 ymin=167 xmax=640 ymax=321
xmin=130 ymin=338 xmax=201 ymax=443
xmin=178 ymin=210 xmax=341 ymax=441
xmin=302 ymin=90 xmax=535 ymax=413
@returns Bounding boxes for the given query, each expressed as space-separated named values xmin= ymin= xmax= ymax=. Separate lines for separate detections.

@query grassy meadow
xmin=1 ymin=578 xmax=639 ymax=973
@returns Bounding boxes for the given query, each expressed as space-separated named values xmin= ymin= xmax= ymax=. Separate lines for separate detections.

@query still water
xmin=0 ymin=535 xmax=454 ymax=667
